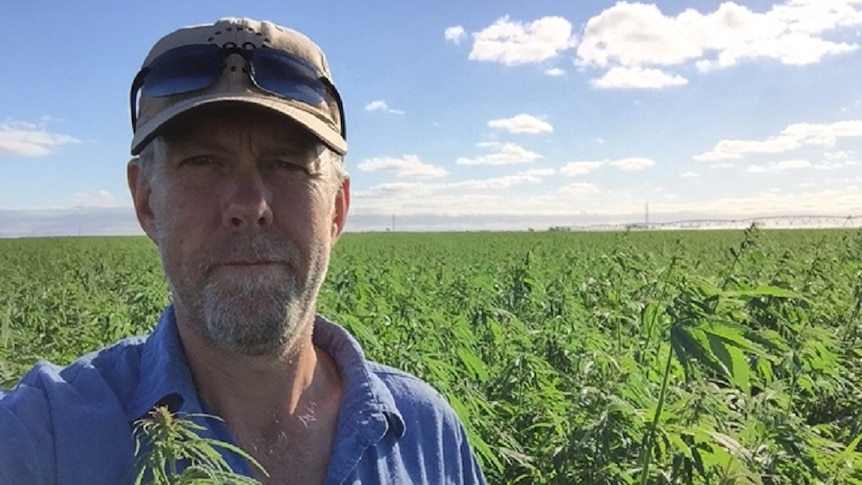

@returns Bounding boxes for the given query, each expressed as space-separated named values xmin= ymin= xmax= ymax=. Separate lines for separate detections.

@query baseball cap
xmin=129 ymin=17 xmax=347 ymax=156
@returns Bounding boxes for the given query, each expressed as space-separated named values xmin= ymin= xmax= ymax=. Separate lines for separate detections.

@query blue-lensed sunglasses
xmin=129 ymin=43 xmax=346 ymax=138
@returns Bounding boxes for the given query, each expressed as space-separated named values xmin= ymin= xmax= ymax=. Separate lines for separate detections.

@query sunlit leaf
xmin=456 ymin=348 xmax=490 ymax=382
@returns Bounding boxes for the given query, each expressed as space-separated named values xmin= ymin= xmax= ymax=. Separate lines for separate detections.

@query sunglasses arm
xmin=323 ymin=77 xmax=347 ymax=140
xmin=129 ymin=68 xmax=150 ymax=131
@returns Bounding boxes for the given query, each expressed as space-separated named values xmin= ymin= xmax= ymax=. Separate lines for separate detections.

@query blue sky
xmin=1 ymin=0 xmax=861 ymax=235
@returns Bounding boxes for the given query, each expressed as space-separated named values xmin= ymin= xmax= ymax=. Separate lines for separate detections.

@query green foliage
xmin=2 ymin=229 xmax=862 ymax=483
xmin=132 ymin=406 xmax=265 ymax=484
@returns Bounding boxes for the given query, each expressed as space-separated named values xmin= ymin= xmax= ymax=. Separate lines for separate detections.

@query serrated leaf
xmin=671 ymin=323 xmax=724 ymax=378
xmin=641 ymin=302 xmax=662 ymax=327
xmin=665 ymin=431 xmax=693 ymax=460
xmin=456 ymin=347 xmax=489 ymax=381
xmin=706 ymin=333 xmax=751 ymax=394
xmin=725 ymin=285 xmax=803 ymax=300
xmin=700 ymin=320 xmax=764 ymax=354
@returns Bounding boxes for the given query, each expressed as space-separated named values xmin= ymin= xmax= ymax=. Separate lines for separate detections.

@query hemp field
xmin=2 ymin=228 xmax=861 ymax=484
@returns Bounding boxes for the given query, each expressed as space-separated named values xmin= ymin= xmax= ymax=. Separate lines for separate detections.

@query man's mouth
xmin=224 ymin=261 xmax=277 ymax=266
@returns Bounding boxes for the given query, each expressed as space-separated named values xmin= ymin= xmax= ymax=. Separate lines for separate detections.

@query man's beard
xmin=198 ymin=264 xmax=309 ymax=356
xmin=164 ymin=233 xmax=328 ymax=357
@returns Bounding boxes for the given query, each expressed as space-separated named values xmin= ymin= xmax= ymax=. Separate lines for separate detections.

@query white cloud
xmin=358 ymin=155 xmax=448 ymax=179
xmin=695 ymin=119 xmax=862 ymax=161
xmin=746 ymin=159 xmax=813 ymax=173
xmin=559 ymin=182 xmax=601 ymax=196
xmin=544 ymin=67 xmax=565 ymax=76
xmin=577 ymin=1 xmax=861 ymax=87
xmin=449 ymin=169 xmax=554 ymax=190
xmin=524 ymin=168 xmax=556 ymax=177
xmin=592 ymin=66 xmax=688 ymax=89
xmin=681 ymin=171 xmax=699 ymax=178
xmin=578 ymin=3 xmax=703 ymax=68
xmin=561 ymin=160 xmax=606 ymax=176
xmin=784 ymin=120 xmax=862 ymax=143
xmin=487 ymin=114 xmax=553 ymax=134
xmin=814 ymin=160 xmax=858 ymax=170
xmin=772 ymin=0 xmax=862 ymax=35
xmin=69 ymin=190 xmax=119 ymax=208
xmin=340 ymin=169 xmax=862 ymax=224
xmin=658 ymin=188 xmax=862 ymax=218
xmin=696 ymin=138 xmax=801 ymax=161
xmin=364 ymin=100 xmax=405 ymax=115
xmin=355 ymin=182 xmax=435 ymax=198
xmin=560 ymin=158 xmax=654 ymax=174
xmin=468 ymin=16 xmax=577 ymax=65
xmin=696 ymin=32 xmax=857 ymax=71
xmin=610 ymin=157 xmax=656 ymax=171
xmin=444 ymin=25 xmax=467 ymax=44
xmin=823 ymin=150 xmax=851 ymax=160
xmin=0 ymin=120 xmax=80 ymax=157
xmin=456 ymin=142 xmax=542 ymax=165
xmin=365 ymin=100 xmax=387 ymax=111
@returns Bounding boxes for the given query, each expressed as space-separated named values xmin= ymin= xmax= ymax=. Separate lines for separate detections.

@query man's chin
xmin=215 ymin=335 xmax=286 ymax=357
xmin=199 ymin=297 xmax=311 ymax=355
xmin=201 ymin=314 xmax=289 ymax=356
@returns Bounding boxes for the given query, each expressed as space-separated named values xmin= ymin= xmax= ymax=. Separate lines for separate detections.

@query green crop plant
xmin=1 ymin=230 xmax=860 ymax=483
xmin=132 ymin=406 xmax=265 ymax=485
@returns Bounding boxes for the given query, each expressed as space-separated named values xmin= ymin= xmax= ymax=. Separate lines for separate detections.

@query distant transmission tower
xmin=645 ymin=202 xmax=649 ymax=227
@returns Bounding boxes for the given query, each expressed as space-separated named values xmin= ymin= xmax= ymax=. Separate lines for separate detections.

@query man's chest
xmin=253 ymin=444 xmax=329 ymax=485
xmin=238 ymin=421 xmax=337 ymax=485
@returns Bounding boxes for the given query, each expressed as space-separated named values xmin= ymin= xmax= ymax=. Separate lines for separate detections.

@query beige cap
xmin=130 ymin=18 xmax=347 ymax=156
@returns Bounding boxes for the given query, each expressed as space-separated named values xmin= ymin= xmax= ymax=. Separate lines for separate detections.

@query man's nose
xmin=224 ymin=168 xmax=273 ymax=229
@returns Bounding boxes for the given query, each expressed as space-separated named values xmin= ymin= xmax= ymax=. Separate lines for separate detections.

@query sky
xmin=1 ymin=0 xmax=861 ymax=236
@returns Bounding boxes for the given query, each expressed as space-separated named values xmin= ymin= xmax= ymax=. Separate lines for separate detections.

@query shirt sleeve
xmin=0 ymin=383 xmax=56 ymax=485
xmin=457 ymin=423 xmax=487 ymax=485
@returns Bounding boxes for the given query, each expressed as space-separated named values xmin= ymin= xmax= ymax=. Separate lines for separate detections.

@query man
xmin=0 ymin=18 xmax=486 ymax=484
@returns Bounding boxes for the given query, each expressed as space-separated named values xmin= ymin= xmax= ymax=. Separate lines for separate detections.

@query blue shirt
xmin=0 ymin=306 xmax=486 ymax=484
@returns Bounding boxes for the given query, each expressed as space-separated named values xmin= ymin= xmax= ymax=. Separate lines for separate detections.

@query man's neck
xmin=175 ymin=316 xmax=343 ymax=437
xmin=176 ymin=317 xmax=344 ymax=484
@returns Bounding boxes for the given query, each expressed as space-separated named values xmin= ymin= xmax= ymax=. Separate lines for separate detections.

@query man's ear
xmin=127 ymin=159 xmax=158 ymax=244
xmin=331 ymin=177 xmax=350 ymax=242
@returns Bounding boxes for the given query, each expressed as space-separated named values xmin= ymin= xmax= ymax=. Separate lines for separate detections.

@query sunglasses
xmin=129 ymin=43 xmax=346 ymax=138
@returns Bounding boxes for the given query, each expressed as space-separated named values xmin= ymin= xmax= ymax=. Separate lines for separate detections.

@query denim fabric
xmin=0 ymin=306 xmax=486 ymax=484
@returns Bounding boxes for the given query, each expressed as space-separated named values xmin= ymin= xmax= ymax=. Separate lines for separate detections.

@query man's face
xmin=129 ymin=106 xmax=349 ymax=356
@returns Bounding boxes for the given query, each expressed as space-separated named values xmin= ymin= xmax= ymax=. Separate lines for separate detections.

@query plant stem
xmin=638 ymin=341 xmax=675 ymax=485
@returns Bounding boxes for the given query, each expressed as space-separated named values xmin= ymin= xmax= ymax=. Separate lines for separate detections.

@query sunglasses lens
xmin=252 ymin=50 xmax=327 ymax=105
xmin=143 ymin=45 xmax=224 ymax=97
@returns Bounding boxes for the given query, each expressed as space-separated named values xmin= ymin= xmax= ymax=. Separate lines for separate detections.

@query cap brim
xmin=131 ymin=93 xmax=347 ymax=156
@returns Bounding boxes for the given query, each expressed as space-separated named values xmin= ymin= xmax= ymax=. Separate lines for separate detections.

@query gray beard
xmin=160 ymin=231 xmax=326 ymax=357
xmin=197 ymin=267 xmax=311 ymax=356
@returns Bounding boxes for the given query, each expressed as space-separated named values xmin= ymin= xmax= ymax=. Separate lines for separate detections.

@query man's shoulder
xmin=0 ymin=335 xmax=149 ymax=484
xmin=366 ymin=361 xmax=458 ymax=418
xmin=359 ymin=361 xmax=487 ymax=483
xmin=5 ymin=335 xmax=148 ymax=403
xmin=315 ymin=316 xmax=460 ymax=418
xmin=367 ymin=362 xmax=436 ymax=394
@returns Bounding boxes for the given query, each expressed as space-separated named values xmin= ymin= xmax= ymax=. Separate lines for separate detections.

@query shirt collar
xmin=312 ymin=315 xmax=405 ymax=441
xmin=125 ymin=306 xmax=405 ymax=442
xmin=125 ymin=305 xmax=202 ymax=423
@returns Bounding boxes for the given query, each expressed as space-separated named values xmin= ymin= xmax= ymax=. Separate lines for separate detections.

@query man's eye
xmin=181 ymin=156 xmax=218 ymax=167
xmin=275 ymin=160 xmax=308 ymax=172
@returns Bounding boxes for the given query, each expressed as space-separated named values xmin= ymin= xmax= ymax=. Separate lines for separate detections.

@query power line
xmin=558 ymin=215 xmax=862 ymax=232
